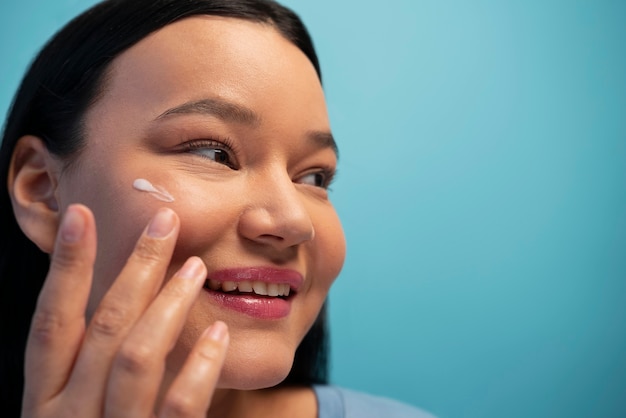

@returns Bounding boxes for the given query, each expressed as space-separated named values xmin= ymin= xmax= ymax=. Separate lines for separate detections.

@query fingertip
xmin=59 ymin=205 xmax=86 ymax=243
xmin=59 ymin=203 xmax=96 ymax=237
xmin=146 ymin=207 xmax=178 ymax=239
xmin=177 ymin=256 xmax=207 ymax=280
xmin=51 ymin=204 xmax=96 ymax=265
xmin=204 ymin=320 xmax=229 ymax=343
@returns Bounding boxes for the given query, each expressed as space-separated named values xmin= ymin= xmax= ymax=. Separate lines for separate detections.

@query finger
xmin=104 ymin=256 xmax=207 ymax=417
xmin=23 ymin=204 xmax=96 ymax=406
xmin=64 ymin=207 xmax=179 ymax=412
xmin=159 ymin=322 xmax=229 ymax=418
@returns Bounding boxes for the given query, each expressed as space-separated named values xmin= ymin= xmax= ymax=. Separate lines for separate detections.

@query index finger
xmin=23 ymin=204 xmax=96 ymax=406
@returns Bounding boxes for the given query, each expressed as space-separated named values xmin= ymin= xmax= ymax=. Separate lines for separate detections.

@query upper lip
xmin=207 ymin=267 xmax=304 ymax=292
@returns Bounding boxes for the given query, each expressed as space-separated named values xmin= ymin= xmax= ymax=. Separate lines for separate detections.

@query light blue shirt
xmin=313 ymin=385 xmax=436 ymax=418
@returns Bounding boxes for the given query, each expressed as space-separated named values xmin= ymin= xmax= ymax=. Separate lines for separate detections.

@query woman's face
xmin=53 ymin=17 xmax=345 ymax=389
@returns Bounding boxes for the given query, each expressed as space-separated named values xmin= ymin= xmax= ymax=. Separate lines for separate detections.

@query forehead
xmin=85 ymin=16 xmax=327 ymax=136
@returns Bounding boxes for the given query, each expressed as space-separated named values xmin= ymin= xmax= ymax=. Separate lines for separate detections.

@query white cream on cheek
xmin=132 ymin=178 xmax=175 ymax=202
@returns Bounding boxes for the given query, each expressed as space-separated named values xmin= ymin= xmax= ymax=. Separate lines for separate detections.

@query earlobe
xmin=8 ymin=135 xmax=61 ymax=254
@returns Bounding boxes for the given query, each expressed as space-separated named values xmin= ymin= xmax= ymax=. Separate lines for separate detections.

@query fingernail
xmin=147 ymin=208 xmax=176 ymax=238
xmin=178 ymin=257 xmax=205 ymax=280
xmin=60 ymin=206 xmax=85 ymax=243
xmin=205 ymin=321 xmax=228 ymax=341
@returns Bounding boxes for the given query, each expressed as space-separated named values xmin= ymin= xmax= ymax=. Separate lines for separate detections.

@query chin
xmin=217 ymin=337 xmax=296 ymax=390
xmin=218 ymin=362 xmax=292 ymax=390
xmin=170 ymin=321 xmax=299 ymax=390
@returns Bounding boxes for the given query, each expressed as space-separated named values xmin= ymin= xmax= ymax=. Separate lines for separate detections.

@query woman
xmin=0 ymin=0 xmax=433 ymax=416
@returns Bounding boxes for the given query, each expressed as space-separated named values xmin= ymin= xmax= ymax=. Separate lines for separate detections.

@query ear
xmin=8 ymin=135 xmax=61 ymax=254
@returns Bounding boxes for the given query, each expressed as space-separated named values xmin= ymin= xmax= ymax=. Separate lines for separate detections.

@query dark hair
xmin=0 ymin=0 xmax=327 ymax=414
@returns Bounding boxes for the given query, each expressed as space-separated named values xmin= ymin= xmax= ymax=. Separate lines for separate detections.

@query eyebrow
xmin=308 ymin=130 xmax=339 ymax=158
xmin=155 ymin=98 xmax=261 ymax=126
xmin=155 ymin=97 xmax=338 ymax=157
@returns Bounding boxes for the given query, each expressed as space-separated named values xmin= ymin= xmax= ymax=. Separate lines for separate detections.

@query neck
xmin=209 ymin=387 xmax=318 ymax=418
xmin=206 ymin=389 xmax=243 ymax=418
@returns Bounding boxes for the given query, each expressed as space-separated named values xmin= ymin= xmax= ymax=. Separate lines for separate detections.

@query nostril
xmin=258 ymin=234 xmax=285 ymax=242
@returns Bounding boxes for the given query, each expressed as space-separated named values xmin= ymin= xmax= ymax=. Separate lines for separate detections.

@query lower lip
xmin=203 ymin=289 xmax=292 ymax=319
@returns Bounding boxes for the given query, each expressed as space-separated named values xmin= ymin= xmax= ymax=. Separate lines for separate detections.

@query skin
xmin=9 ymin=16 xmax=345 ymax=418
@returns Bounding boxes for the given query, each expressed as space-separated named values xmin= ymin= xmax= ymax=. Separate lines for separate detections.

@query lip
xmin=208 ymin=267 xmax=304 ymax=291
xmin=203 ymin=267 xmax=303 ymax=319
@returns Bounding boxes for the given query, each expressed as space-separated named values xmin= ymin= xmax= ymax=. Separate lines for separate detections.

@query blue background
xmin=1 ymin=1 xmax=625 ymax=417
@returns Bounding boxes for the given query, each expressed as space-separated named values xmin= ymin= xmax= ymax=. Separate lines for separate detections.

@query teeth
xmin=222 ymin=281 xmax=237 ymax=292
xmin=237 ymin=281 xmax=253 ymax=292
xmin=267 ymin=283 xmax=279 ymax=297
xmin=252 ymin=281 xmax=267 ymax=295
xmin=206 ymin=280 xmax=291 ymax=297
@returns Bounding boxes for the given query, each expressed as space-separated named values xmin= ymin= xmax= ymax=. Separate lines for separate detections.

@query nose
xmin=238 ymin=170 xmax=315 ymax=251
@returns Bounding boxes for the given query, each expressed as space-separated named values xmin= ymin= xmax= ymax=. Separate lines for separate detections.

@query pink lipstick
xmin=202 ymin=267 xmax=303 ymax=319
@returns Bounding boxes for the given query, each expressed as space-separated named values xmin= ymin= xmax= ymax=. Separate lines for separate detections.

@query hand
xmin=22 ymin=204 xmax=229 ymax=417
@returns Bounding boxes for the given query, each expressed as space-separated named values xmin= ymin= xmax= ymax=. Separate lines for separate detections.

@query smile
xmin=200 ymin=267 xmax=303 ymax=319
xmin=204 ymin=280 xmax=291 ymax=297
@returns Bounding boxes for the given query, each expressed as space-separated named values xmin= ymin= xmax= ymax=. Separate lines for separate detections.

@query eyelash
xmin=298 ymin=167 xmax=337 ymax=190
xmin=179 ymin=138 xmax=336 ymax=190
xmin=179 ymin=137 xmax=239 ymax=169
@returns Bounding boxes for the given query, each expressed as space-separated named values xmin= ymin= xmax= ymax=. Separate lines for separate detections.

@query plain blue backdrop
xmin=1 ymin=1 xmax=625 ymax=417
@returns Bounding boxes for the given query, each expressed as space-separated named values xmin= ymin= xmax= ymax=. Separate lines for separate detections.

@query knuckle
xmin=50 ymin=244 xmax=83 ymax=272
xmin=131 ymin=238 xmax=167 ymax=266
xmin=195 ymin=341 xmax=224 ymax=364
xmin=29 ymin=309 xmax=64 ymax=345
xmin=163 ymin=393 xmax=196 ymax=417
xmin=89 ymin=304 xmax=128 ymax=339
xmin=160 ymin=281 xmax=190 ymax=300
xmin=115 ymin=342 xmax=156 ymax=375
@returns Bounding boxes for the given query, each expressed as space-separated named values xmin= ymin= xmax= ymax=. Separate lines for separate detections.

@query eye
xmin=181 ymin=139 xmax=237 ymax=169
xmin=297 ymin=168 xmax=335 ymax=189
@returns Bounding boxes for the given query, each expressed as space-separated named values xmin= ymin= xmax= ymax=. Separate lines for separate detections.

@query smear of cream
xmin=132 ymin=178 xmax=175 ymax=202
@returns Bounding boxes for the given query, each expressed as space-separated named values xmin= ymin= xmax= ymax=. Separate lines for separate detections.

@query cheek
xmin=55 ymin=173 xmax=149 ymax=313
xmin=308 ymin=206 xmax=346 ymax=293
xmin=166 ymin=181 xmax=242 ymax=268
xmin=65 ymin=173 xmax=230 ymax=312
xmin=94 ymin=175 xmax=239 ymax=271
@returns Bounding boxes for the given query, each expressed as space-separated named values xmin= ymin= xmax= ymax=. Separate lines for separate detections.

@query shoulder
xmin=313 ymin=385 xmax=436 ymax=418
